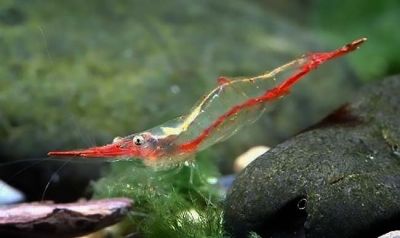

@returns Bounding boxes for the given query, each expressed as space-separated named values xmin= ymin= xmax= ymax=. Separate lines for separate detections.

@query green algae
xmin=92 ymin=155 xmax=225 ymax=237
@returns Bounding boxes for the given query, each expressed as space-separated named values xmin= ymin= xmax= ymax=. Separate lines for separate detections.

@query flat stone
xmin=224 ymin=76 xmax=400 ymax=238
xmin=0 ymin=198 xmax=132 ymax=238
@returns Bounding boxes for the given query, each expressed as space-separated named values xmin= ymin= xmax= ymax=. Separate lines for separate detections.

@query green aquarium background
xmin=0 ymin=0 xmax=399 ymax=236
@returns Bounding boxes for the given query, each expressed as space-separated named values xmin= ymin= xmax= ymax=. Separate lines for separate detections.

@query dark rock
xmin=0 ymin=197 xmax=132 ymax=238
xmin=224 ymin=76 xmax=400 ymax=238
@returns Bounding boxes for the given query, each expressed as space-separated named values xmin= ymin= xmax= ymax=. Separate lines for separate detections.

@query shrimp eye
xmin=133 ymin=135 xmax=145 ymax=146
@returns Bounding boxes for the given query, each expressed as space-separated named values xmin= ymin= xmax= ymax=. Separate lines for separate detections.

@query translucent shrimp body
xmin=48 ymin=38 xmax=366 ymax=165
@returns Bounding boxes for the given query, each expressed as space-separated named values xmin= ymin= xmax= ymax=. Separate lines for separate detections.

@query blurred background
xmin=1 ymin=0 xmax=399 ymax=203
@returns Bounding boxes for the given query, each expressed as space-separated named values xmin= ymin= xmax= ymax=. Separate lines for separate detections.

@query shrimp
xmin=48 ymin=38 xmax=367 ymax=165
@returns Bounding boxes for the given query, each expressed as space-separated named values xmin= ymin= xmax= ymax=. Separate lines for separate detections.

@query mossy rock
xmin=224 ymin=76 xmax=400 ymax=238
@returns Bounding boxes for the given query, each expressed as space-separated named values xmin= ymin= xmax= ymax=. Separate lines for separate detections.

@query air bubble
xmin=297 ymin=198 xmax=307 ymax=210
xmin=392 ymin=144 xmax=400 ymax=157
xmin=170 ymin=85 xmax=181 ymax=94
